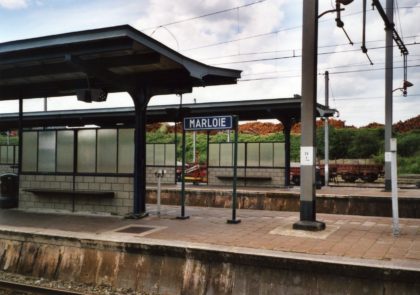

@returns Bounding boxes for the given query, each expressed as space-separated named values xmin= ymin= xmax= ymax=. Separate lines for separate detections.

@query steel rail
xmin=0 ymin=279 xmax=86 ymax=295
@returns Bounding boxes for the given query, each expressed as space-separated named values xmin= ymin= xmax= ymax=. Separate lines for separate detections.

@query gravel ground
xmin=0 ymin=271 xmax=155 ymax=295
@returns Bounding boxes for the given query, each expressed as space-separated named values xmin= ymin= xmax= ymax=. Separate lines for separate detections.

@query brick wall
xmin=19 ymin=175 xmax=134 ymax=215
xmin=18 ymin=168 xmax=176 ymax=215
xmin=208 ymin=167 xmax=284 ymax=188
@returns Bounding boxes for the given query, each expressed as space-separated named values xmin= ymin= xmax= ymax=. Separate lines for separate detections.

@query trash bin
xmin=0 ymin=173 xmax=19 ymax=208
xmin=315 ymin=167 xmax=323 ymax=189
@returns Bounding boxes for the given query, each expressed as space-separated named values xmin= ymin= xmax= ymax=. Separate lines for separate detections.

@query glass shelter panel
xmin=237 ymin=143 xmax=245 ymax=167
xmin=118 ymin=129 xmax=134 ymax=173
xmin=7 ymin=146 xmax=14 ymax=164
xmin=247 ymin=143 xmax=259 ymax=166
xmin=57 ymin=131 xmax=74 ymax=173
xmin=22 ymin=132 xmax=38 ymax=172
xmin=208 ymin=144 xmax=219 ymax=167
xmin=97 ymin=129 xmax=117 ymax=173
xmin=77 ymin=130 xmax=96 ymax=173
xmin=146 ymin=144 xmax=154 ymax=166
xmin=14 ymin=146 xmax=19 ymax=164
xmin=38 ymin=131 xmax=56 ymax=172
xmin=260 ymin=143 xmax=273 ymax=167
xmin=274 ymin=143 xmax=285 ymax=167
xmin=165 ymin=144 xmax=175 ymax=166
xmin=0 ymin=146 xmax=7 ymax=163
xmin=220 ymin=143 xmax=233 ymax=166
xmin=154 ymin=144 xmax=165 ymax=166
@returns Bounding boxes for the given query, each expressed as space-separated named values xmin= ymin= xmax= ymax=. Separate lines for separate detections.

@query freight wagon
xmin=290 ymin=163 xmax=384 ymax=185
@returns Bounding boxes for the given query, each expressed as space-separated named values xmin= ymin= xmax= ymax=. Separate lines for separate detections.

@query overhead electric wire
xmin=334 ymin=93 xmax=420 ymax=101
xmin=138 ymin=2 xmax=418 ymax=59
xmin=326 ymin=64 xmax=419 ymax=75
xmin=199 ymin=37 xmax=392 ymax=61
xmin=198 ymin=34 xmax=419 ymax=61
xmin=140 ymin=0 xmax=267 ymax=31
xmin=319 ymin=57 xmax=420 ymax=71
xmin=240 ymin=56 xmax=420 ymax=78
xmin=182 ymin=9 xmax=377 ymax=52
xmin=237 ymin=64 xmax=420 ymax=82
xmin=209 ymin=42 xmax=419 ymax=66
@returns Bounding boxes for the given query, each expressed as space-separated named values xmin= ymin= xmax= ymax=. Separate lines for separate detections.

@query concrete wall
xmin=146 ymin=187 xmax=420 ymax=218
xmin=208 ymin=167 xmax=284 ymax=187
xmin=0 ymin=231 xmax=418 ymax=295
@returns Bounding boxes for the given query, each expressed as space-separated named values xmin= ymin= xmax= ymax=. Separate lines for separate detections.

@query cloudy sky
xmin=0 ymin=0 xmax=418 ymax=126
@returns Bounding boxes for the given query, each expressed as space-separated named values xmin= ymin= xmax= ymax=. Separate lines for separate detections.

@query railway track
xmin=0 ymin=279 xmax=85 ymax=295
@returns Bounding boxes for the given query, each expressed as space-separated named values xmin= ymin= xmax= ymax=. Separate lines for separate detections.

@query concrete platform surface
xmin=0 ymin=205 xmax=419 ymax=271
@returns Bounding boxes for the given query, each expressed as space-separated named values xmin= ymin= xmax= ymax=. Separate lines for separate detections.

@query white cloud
xmin=0 ymin=0 xmax=28 ymax=9
xmin=0 ymin=0 xmax=418 ymax=126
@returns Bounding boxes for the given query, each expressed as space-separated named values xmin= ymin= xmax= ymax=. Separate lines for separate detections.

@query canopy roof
xmin=0 ymin=97 xmax=336 ymax=130
xmin=0 ymin=25 xmax=241 ymax=100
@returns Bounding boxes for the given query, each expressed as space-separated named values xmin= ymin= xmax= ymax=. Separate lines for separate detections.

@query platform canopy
xmin=0 ymin=25 xmax=241 ymax=100
xmin=0 ymin=97 xmax=334 ymax=129
xmin=0 ymin=25 xmax=241 ymax=218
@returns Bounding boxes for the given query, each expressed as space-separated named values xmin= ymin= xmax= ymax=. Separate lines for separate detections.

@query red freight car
xmin=290 ymin=163 xmax=384 ymax=185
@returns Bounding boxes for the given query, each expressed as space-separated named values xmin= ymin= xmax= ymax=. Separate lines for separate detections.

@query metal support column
xmin=227 ymin=116 xmax=240 ymax=224
xmin=281 ymin=118 xmax=292 ymax=187
xmin=384 ymin=0 xmax=394 ymax=191
xmin=177 ymin=126 xmax=189 ymax=219
xmin=293 ymin=0 xmax=325 ymax=231
xmin=129 ymin=89 xmax=150 ymax=218
xmin=324 ymin=71 xmax=330 ymax=187
xmin=390 ymin=138 xmax=399 ymax=236
xmin=18 ymin=97 xmax=23 ymax=176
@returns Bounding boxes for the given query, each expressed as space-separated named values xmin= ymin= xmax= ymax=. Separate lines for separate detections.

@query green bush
xmin=397 ymin=130 xmax=420 ymax=157
xmin=145 ymin=126 xmax=420 ymax=173
xmin=398 ymin=155 xmax=420 ymax=174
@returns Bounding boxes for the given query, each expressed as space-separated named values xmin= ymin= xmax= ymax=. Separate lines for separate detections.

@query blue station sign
xmin=184 ymin=115 xmax=233 ymax=131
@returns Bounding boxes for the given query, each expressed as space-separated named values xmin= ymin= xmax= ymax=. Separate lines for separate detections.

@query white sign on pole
xmin=300 ymin=146 xmax=314 ymax=166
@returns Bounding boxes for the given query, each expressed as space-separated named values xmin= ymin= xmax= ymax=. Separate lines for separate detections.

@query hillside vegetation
xmin=146 ymin=115 xmax=420 ymax=174
xmin=1 ymin=115 xmax=418 ymax=173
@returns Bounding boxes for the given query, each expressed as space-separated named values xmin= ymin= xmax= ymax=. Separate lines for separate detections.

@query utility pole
xmin=293 ymin=0 xmax=325 ymax=231
xmin=384 ymin=0 xmax=393 ymax=191
xmin=324 ymin=71 xmax=329 ymax=187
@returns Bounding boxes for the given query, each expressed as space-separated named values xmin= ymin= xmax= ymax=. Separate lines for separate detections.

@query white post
xmin=324 ymin=71 xmax=329 ymax=186
xmin=390 ymin=138 xmax=399 ymax=236
xmin=157 ymin=174 xmax=162 ymax=217
xmin=155 ymin=169 xmax=166 ymax=217
xmin=192 ymin=131 xmax=196 ymax=163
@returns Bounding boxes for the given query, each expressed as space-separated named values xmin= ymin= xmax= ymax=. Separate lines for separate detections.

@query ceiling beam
xmin=0 ymin=38 xmax=135 ymax=66
xmin=64 ymin=54 xmax=134 ymax=90
xmin=0 ymin=52 xmax=161 ymax=81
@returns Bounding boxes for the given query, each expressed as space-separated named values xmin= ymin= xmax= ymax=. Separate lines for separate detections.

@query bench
xmin=217 ymin=176 xmax=272 ymax=181
xmin=23 ymin=188 xmax=114 ymax=198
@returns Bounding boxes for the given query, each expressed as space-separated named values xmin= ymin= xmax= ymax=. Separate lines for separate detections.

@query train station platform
xmin=146 ymin=184 xmax=420 ymax=218
xmin=0 ymin=203 xmax=419 ymax=294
